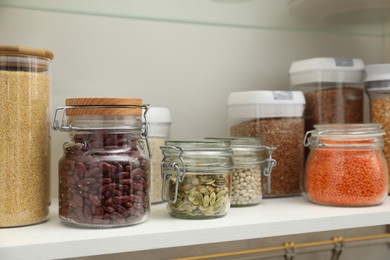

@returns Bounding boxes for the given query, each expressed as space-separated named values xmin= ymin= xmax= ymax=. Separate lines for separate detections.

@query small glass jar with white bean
xmin=207 ymin=137 xmax=276 ymax=207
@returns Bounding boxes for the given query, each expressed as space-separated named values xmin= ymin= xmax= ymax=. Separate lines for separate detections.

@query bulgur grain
xmin=370 ymin=97 xmax=390 ymax=165
xmin=0 ymin=70 xmax=50 ymax=227
xmin=304 ymin=87 xmax=363 ymax=132
xmin=230 ymin=117 xmax=304 ymax=197
xmin=369 ymin=97 xmax=390 ymax=193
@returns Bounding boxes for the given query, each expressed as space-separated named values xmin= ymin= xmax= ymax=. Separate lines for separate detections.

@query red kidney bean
xmin=58 ymin=132 xmax=150 ymax=227
xmin=95 ymin=207 xmax=105 ymax=216
xmin=131 ymin=168 xmax=147 ymax=180
xmin=75 ymin=162 xmax=86 ymax=174
xmin=102 ymin=178 xmax=112 ymax=184
xmin=86 ymin=159 xmax=100 ymax=169
xmin=112 ymin=189 xmax=122 ymax=197
xmin=89 ymin=194 xmax=102 ymax=206
xmin=85 ymin=167 xmax=101 ymax=178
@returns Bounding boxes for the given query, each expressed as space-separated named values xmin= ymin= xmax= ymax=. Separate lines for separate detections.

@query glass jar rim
xmin=313 ymin=123 xmax=383 ymax=134
xmin=304 ymin=123 xmax=385 ymax=148
xmin=164 ymin=139 xmax=231 ymax=150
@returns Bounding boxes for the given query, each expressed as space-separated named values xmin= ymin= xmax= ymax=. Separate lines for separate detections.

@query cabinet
xmin=0 ymin=0 xmax=389 ymax=36
xmin=0 ymin=1 xmax=390 ymax=259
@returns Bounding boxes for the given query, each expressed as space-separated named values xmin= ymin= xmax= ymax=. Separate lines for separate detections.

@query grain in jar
xmin=228 ymin=90 xmax=305 ymax=197
xmin=289 ymin=57 xmax=364 ymax=133
xmin=0 ymin=46 xmax=53 ymax=227
xmin=303 ymin=124 xmax=388 ymax=206
xmin=364 ymin=64 xmax=390 ymax=193
xmin=146 ymin=107 xmax=172 ymax=204
xmin=160 ymin=140 xmax=233 ymax=219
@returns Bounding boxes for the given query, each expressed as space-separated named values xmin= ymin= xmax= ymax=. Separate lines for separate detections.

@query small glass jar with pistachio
xmin=160 ymin=140 xmax=233 ymax=219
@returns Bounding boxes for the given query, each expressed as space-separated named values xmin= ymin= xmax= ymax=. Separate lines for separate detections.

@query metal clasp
xmin=330 ymin=236 xmax=344 ymax=260
xmin=303 ymin=130 xmax=326 ymax=148
xmin=261 ymin=146 xmax=277 ymax=194
xmin=141 ymin=104 xmax=151 ymax=158
xmin=53 ymin=104 xmax=152 ymax=157
xmin=160 ymin=146 xmax=186 ymax=203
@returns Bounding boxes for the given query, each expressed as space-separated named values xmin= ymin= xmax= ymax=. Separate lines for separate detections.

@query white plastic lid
xmin=289 ymin=57 xmax=364 ymax=86
xmin=364 ymin=64 xmax=390 ymax=82
xmin=227 ymin=90 xmax=305 ymax=118
xmin=145 ymin=107 xmax=171 ymax=137
xmin=146 ymin=107 xmax=171 ymax=124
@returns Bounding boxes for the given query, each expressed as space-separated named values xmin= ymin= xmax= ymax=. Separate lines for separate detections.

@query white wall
xmin=0 ymin=6 xmax=389 ymax=259
xmin=0 ymin=8 xmax=385 ymax=191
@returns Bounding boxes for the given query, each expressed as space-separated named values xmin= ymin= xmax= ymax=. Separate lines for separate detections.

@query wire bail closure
xmin=304 ymin=129 xmax=328 ymax=148
xmin=262 ymin=146 xmax=277 ymax=194
xmin=52 ymin=104 xmax=151 ymax=157
xmin=160 ymin=146 xmax=186 ymax=203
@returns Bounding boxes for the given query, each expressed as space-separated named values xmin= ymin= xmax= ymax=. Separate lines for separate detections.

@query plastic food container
xmin=0 ymin=46 xmax=53 ymax=227
xmin=303 ymin=124 xmax=388 ymax=206
xmin=160 ymin=140 xmax=233 ymax=219
xmin=146 ymin=107 xmax=172 ymax=204
xmin=364 ymin=64 xmax=390 ymax=193
xmin=289 ymin=57 xmax=364 ymax=133
xmin=206 ymin=137 xmax=276 ymax=207
xmin=228 ymin=90 xmax=305 ymax=197
xmin=53 ymin=98 xmax=151 ymax=228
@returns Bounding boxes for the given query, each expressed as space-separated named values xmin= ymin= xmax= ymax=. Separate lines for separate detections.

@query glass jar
xmin=289 ymin=57 xmax=364 ymax=133
xmin=53 ymin=98 xmax=151 ymax=228
xmin=206 ymin=137 xmax=276 ymax=207
xmin=160 ymin=140 xmax=233 ymax=219
xmin=146 ymin=107 xmax=172 ymax=204
xmin=0 ymin=46 xmax=53 ymax=227
xmin=303 ymin=124 xmax=388 ymax=206
xmin=364 ymin=64 xmax=390 ymax=193
xmin=228 ymin=90 xmax=305 ymax=197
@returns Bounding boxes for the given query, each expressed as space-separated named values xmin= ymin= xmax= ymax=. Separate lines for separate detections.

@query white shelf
xmin=1 ymin=197 xmax=390 ymax=260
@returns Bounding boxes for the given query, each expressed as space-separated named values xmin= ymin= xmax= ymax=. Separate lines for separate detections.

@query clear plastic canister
xmin=160 ymin=140 xmax=233 ymax=219
xmin=0 ymin=46 xmax=53 ymax=227
xmin=227 ymin=90 xmax=305 ymax=197
xmin=303 ymin=124 xmax=388 ymax=206
xmin=364 ymin=64 xmax=390 ymax=193
xmin=146 ymin=107 xmax=172 ymax=204
xmin=289 ymin=57 xmax=364 ymax=133
xmin=53 ymin=98 xmax=151 ymax=228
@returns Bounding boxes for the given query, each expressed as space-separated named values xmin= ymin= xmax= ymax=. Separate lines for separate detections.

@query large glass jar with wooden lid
xmin=0 ymin=46 xmax=53 ymax=227
xmin=53 ymin=98 xmax=151 ymax=228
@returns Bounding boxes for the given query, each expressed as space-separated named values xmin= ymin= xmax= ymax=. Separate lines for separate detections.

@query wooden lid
xmin=0 ymin=45 xmax=54 ymax=59
xmin=65 ymin=98 xmax=143 ymax=116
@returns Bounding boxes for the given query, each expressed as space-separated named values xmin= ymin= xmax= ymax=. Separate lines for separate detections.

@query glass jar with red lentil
xmin=303 ymin=124 xmax=388 ymax=207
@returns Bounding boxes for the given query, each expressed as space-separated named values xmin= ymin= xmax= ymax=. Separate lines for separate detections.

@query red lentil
xmin=305 ymin=138 xmax=388 ymax=206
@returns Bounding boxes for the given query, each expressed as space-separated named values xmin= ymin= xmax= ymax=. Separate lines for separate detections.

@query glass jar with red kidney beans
xmin=53 ymin=98 xmax=151 ymax=228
